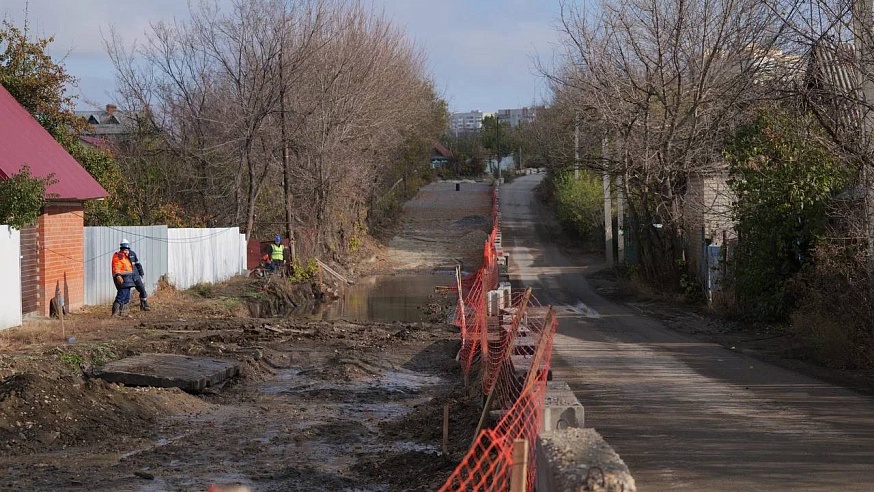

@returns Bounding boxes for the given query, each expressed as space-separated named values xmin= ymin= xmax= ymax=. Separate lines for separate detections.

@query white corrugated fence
xmin=166 ymin=228 xmax=247 ymax=289
xmin=0 ymin=225 xmax=22 ymax=330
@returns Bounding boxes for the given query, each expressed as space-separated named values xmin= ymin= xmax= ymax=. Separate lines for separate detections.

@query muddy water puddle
xmin=260 ymin=365 xmax=445 ymax=407
xmin=298 ymin=274 xmax=456 ymax=322
xmin=256 ymin=360 xmax=449 ymax=485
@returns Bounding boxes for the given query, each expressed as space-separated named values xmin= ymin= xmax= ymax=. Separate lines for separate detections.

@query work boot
xmin=140 ymin=298 xmax=151 ymax=311
xmin=120 ymin=302 xmax=131 ymax=318
xmin=111 ymin=301 xmax=121 ymax=317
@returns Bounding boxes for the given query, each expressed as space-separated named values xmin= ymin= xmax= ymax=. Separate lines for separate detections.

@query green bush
xmin=725 ymin=108 xmax=851 ymax=320
xmin=290 ymin=258 xmax=320 ymax=281
xmin=0 ymin=165 xmax=55 ymax=228
xmin=553 ymin=171 xmax=603 ymax=241
xmin=189 ymin=282 xmax=213 ymax=298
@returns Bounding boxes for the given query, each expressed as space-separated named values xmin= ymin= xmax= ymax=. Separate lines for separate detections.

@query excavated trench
xmin=247 ymin=274 xmax=456 ymax=323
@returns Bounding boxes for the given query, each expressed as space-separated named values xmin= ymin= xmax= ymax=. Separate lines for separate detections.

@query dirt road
xmin=0 ymin=180 xmax=494 ymax=491
xmin=502 ymin=173 xmax=874 ymax=491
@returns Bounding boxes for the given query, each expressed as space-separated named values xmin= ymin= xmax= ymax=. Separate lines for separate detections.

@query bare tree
xmin=548 ymin=0 xmax=784 ymax=284
xmin=108 ymin=0 xmax=445 ymax=262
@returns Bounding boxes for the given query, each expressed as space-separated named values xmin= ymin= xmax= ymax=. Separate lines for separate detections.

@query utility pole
xmin=574 ymin=113 xmax=580 ymax=180
xmin=279 ymin=13 xmax=295 ymax=261
xmin=853 ymin=0 xmax=874 ymax=310
xmin=617 ymin=173 xmax=625 ymax=264
xmin=603 ymin=134 xmax=613 ymax=266
xmin=495 ymin=115 xmax=501 ymax=179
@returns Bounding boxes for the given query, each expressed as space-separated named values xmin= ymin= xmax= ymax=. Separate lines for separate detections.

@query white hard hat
xmin=120 ymin=238 xmax=131 ymax=249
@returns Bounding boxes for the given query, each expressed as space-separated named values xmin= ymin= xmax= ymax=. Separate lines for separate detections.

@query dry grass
xmin=0 ymin=278 xmax=250 ymax=354
xmin=0 ymin=312 xmax=121 ymax=352
xmin=709 ymin=288 xmax=738 ymax=317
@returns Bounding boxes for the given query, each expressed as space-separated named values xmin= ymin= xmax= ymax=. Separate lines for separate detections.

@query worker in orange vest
xmin=110 ymin=240 xmax=137 ymax=317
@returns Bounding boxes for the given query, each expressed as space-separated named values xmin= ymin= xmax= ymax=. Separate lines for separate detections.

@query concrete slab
xmin=93 ymin=353 xmax=241 ymax=393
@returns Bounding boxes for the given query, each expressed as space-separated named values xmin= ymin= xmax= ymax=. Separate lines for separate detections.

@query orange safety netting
xmin=440 ymin=307 xmax=557 ymax=492
xmin=443 ymin=183 xmax=560 ymax=491
xmin=455 ymin=237 xmax=500 ymax=377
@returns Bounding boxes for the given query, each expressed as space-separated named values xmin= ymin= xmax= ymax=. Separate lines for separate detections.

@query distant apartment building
xmin=450 ymin=110 xmax=490 ymax=132
xmin=495 ymin=106 xmax=538 ymax=127
xmin=450 ymin=106 xmax=540 ymax=133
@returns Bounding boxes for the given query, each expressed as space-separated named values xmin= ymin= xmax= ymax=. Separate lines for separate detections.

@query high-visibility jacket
xmin=270 ymin=243 xmax=284 ymax=261
xmin=112 ymin=251 xmax=134 ymax=275
xmin=111 ymin=251 xmax=136 ymax=289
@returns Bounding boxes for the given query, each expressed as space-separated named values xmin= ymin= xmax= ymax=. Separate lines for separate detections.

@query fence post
xmin=443 ymin=402 xmax=450 ymax=454
xmin=510 ymin=438 xmax=529 ymax=492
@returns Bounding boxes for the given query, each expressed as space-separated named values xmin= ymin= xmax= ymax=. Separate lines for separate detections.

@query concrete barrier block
xmin=536 ymin=428 xmax=637 ymax=492
xmin=487 ymin=290 xmax=502 ymax=316
xmin=547 ymin=381 xmax=572 ymax=392
xmin=498 ymin=282 xmax=511 ymax=307
xmin=500 ymin=308 xmax=529 ymax=333
xmin=513 ymin=337 xmax=536 ymax=356
xmin=543 ymin=381 xmax=584 ymax=431
xmin=510 ymin=354 xmax=552 ymax=381
xmin=497 ymin=255 xmax=508 ymax=267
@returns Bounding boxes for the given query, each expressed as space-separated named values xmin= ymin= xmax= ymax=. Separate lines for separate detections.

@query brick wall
xmin=684 ymin=171 xmax=736 ymax=280
xmin=20 ymin=203 xmax=86 ymax=317
xmin=19 ymin=226 xmax=39 ymax=315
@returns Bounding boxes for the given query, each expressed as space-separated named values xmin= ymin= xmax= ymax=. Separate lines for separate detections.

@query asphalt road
xmin=501 ymin=174 xmax=874 ymax=491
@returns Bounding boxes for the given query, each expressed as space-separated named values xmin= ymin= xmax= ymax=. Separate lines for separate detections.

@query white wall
xmin=0 ymin=226 xmax=22 ymax=329
xmin=167 ymin=228 xmax=246 ymax=289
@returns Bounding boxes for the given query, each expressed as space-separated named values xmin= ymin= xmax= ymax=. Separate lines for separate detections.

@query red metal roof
xmin=79 ymin=135 xmax=114 ymax=153
xmin=0 ymin=84 xmax=108 ymax=201
xmin=433 ymin=141 xmax=454 ymax=159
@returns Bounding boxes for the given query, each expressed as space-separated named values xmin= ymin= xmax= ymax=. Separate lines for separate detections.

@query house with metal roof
xmin=682 ymin=46 xmax=806 ymax=296
xmin=430 ymin=141 xmax=454 ymax=168
xmin=0 ymin=83 xmax=109 ymax=318
xmin=74 ymin=104 xmax=137 ymax=142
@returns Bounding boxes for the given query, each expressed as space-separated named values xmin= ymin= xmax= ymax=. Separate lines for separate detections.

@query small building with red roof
xmin=0 ymin=83 xmax=109 ymax=317
xmin=430 ymin=141 xmax=454 ymax=168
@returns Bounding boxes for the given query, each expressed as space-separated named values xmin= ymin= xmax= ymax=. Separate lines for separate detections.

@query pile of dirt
xmin=454 ymin=229 xmax=490 ymax=261
xmin=0 ymin=373 xmax=203 ymax=455
xmin=451 ymin=215 xmax=492 ymax=230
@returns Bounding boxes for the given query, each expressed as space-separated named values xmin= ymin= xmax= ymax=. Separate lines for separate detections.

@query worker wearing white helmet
xmin=122 ymin=239 xmax=151 ymax=312
xmin=110 ymin=238 xmax=151 ymax=317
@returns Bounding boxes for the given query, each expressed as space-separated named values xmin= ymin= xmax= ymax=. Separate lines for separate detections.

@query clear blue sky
xmin=1 ymin=0 xmax=564 ymax=113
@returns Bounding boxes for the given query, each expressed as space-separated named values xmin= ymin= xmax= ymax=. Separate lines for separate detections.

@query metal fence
xmin=166 ymin=228 xmax=247 ymax=289
xmin=0 ymin=226 xmax=22 ymax=329
xmin=84 ymin=226 xmax=245 ymax=305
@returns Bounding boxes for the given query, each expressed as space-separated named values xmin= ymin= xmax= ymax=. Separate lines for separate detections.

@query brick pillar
xmin=20 ymin=203 xmax=86 ymax=317
xmin=19 ymin=225 xmax=40 ymax=315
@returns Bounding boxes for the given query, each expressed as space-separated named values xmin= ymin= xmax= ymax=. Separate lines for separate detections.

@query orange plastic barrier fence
xmin=444 ymin=183 xmax=559 ymax=491
xmin=441 ymin=308 xmax=557 ymax=491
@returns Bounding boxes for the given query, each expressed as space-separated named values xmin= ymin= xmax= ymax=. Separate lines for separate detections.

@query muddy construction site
xmin=0 ymin=180 xmax=495 ymax=492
